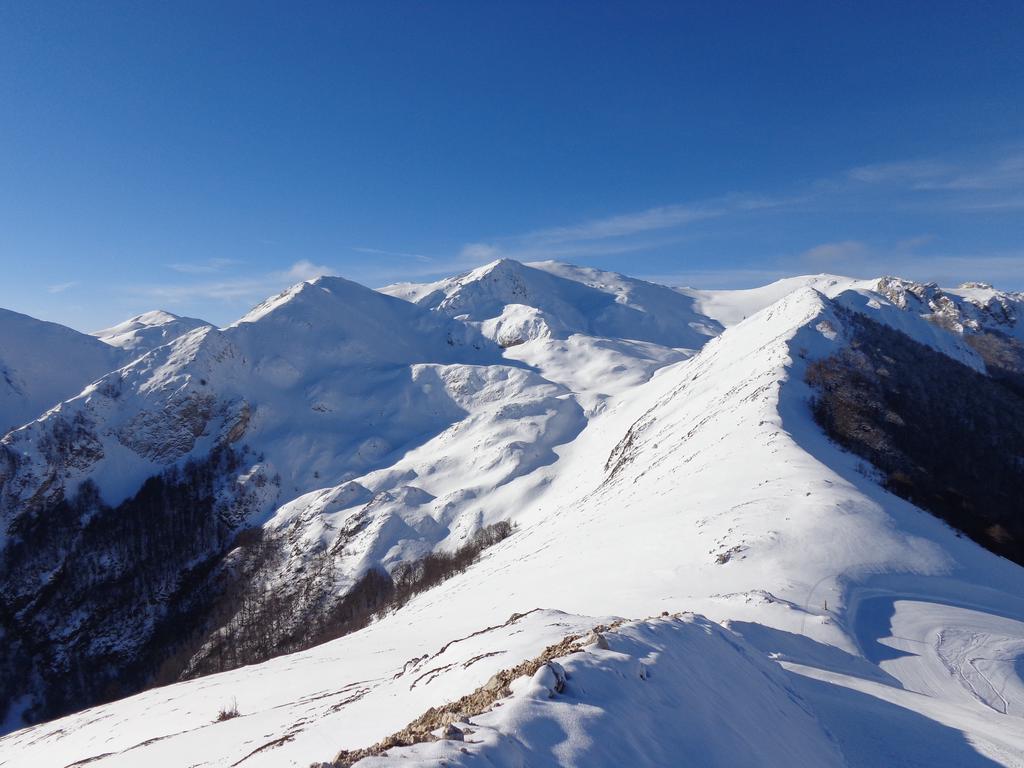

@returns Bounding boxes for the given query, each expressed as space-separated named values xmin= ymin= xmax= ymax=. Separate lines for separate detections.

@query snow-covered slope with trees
xmin=2 ymin=262 xmax=1024 ymax=767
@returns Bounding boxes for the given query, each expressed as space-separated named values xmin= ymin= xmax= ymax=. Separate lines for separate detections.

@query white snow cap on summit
xmin=382 ymin=257 xmax=723 ymax=348
xmin=94 ymin=310 xmax=213 ymax=354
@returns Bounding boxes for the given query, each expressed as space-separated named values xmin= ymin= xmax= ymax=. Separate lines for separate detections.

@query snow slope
xmin=1 ymin=276 xmax=503 ymax=516
xmin=0 ymin=307 xmax=127 ymax=435
xmin=383 ymin=258 xmax=722 ymax=349
xmin=93 ymin=310 xmax=213 ymax=355
xmin=3 ymin=266 xmax=1024 ymax=766
xmin=384 ymin=259 xmax=721 ymax=414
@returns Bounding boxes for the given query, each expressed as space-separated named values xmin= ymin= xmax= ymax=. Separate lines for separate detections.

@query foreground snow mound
xmin=0 ymin=307 xmax=127 ymax=435
xmin=93 ymin=309 xmax=213 ymax=355
xmin=345 ymin=614 xmax=843 ymax=768
xmin=0 ymin=611 xmax=842 ymax=768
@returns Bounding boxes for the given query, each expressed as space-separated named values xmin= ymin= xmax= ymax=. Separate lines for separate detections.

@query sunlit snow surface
xmin=3 ymin=264 xmax=1024 ymax=766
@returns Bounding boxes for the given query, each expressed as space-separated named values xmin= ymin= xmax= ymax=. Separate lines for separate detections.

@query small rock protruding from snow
xmin=528 ymin=661 xmax=567 ymax=699
xmin=440 ymin=723 xmax=464 ymax=742
xmin=587 ymin=631 xmax=611 ymax=650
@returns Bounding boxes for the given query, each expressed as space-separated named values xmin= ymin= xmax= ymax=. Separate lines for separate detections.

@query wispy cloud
xmin=846 ymin=159 xmax=952 ymax=185
xmin=785 ymin=236 xmax=1024 ymax=288
xmin=283 ymin=259 xmax=333 ymax=281
xmin=529 ymin=195 xmax=785 ymax=244
xmin=128 ymin=260 xmax=335 ymax=305
xmin=47 ymin=281 xmax=77 ymax=294
xmin=800 ymin=240 xmax=870 ymax=268
xmin=639 ymin=267 xmax=793 ymax=289
xmin=918 ymin=152 xmax=1024 ymax=191
xmin=453 ymin=194 xmax=792 ymax=266
xmin=167 ymin=257 xmax=240 ymax=274
xmin=846 ymin=146 xmax=1024 ymax=211
xmin=527 ymin=202 xmax=722 ymax=244
xmin=351 ymin=246 xmax=433 ymax=263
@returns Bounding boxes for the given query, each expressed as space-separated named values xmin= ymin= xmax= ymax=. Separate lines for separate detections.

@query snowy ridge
xmin=382 ymin=258 xmax=722 ymax=348
xmin=3 ymin=264 xmax=1024 ymax=766
xmin=94 ymin=310 xmax=213 ymax=355
xmin=348 ymin=614 xmax=845 ymax=768
xmin=0 ymin=276 xmax=502 ymax=517
xmin=0 ymin=307 xmax=128 ymax=436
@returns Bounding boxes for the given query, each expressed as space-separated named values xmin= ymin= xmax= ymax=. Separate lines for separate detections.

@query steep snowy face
xmin=1 ymin=276 xmax=501 ymax=515
xmin=231 ymin=276 xmax=493 ymax=368
xmin=382 ymin=258 xmax=723 ymax=349
xmin=93 ymin=310 xmax=213 ymax=355
xmin=383 ymin=259 xmax=724 ymax=409
xmin=0 ymin=307 xmax=128 ymax=435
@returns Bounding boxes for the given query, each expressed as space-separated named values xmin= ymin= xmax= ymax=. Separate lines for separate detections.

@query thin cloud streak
xmin=167 ymin=258 xmax=241 ymax=274
xmin=127 ymin=260 xmax=334 ymax=305
xmin=792 ymin=238 xmax=1024 ymax=290
xmin=454 ymin=194 xmax=792 ymax=266
xmin=521 ymin=194 xmax=788 ymax=245
xmin=351 ymin=246 xmax=434 ymax=263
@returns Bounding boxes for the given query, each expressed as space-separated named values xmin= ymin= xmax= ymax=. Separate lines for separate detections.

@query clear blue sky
xmin=1 ymin=1 xmax=1022 ymax=330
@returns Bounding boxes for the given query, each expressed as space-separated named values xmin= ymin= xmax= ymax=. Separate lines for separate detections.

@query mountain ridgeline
xmin=1 ymin=261 xmax=1024 ymax=746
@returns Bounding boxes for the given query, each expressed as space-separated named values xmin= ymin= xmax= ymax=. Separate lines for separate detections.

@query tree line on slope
xmin=1 ymin=422 xmax=515 ymax=729
xmin=806 ymin=308 xmax=1024 ymax=565
xmin=175 ymin=519 xmax=515 ymax=680
xmin=0 ymin=445 xmax=250 ymax=726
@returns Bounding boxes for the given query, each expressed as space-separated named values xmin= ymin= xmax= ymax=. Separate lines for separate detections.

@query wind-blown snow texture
xmin=2 ymin=262 xmax=1024 ymax=767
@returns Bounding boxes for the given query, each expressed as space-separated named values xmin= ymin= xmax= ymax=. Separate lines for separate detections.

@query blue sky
xmin=1 ymin=1 xmax=1023 ymax=330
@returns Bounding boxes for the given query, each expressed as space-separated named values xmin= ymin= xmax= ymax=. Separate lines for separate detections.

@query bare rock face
xmin=117 ymin=391 xmax=220 ymax=462
xmin=876 ymin=276 xmax=1023 ymax=335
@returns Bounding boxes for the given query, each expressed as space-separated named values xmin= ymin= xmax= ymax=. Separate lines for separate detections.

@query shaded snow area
xmin=0 ymin=308 xmax=128 ymax=435
xmin=3 ymin=261 xmax=1024 ymax=766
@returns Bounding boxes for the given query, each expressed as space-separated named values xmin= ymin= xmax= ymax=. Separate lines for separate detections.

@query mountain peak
xmin=383 ymin=259 xmax=722 ymax=349
xmin=94 ymin=310 xmax=213 ymax=354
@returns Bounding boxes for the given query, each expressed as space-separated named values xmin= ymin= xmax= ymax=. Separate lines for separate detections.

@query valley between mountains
xmin=2 ymin=259 xmax=1024 ymax=767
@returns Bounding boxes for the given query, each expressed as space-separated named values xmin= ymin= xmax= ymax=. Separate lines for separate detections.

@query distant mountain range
xmin=2 ymin=260 xmax=1024 ymax=767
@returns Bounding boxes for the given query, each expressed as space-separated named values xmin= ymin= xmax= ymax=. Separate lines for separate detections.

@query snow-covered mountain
xmin=93 ymin=309 xmax=213 ymax=355
xmin=0 ymin=307 xmax=128 ymax=435
xmin=383 ymin=258 xmax=722 ymax=349
xmin=2 ymin=262 xmax=1024 ymax=767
